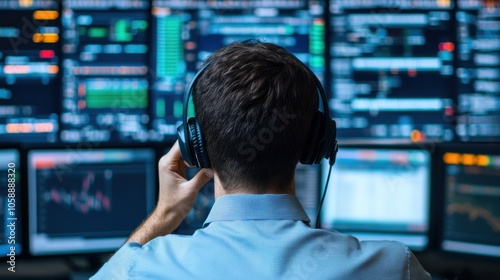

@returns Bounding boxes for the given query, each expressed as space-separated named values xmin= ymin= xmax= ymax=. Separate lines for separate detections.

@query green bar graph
xmin=157 ymin=15 xmax=184 ymax=78
xmin=114 ymin=19 xmax=133 ymax=42
xmin=88 ymin=27 xmax=107 ymax=38
xmin=310 ymin=21 xmax=325 ymax=69
xmin=174 ymin=100 xmax=183 ymax=118
xmin=85 ymin=81 xmax=148 ymax=109
xmin=157 ymin=98 xmax=165 ymax=118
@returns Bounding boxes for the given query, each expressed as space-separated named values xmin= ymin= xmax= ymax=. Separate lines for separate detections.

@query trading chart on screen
xmin=28 ymin=149 xmax=155 ymax=255
xmin=442 ymin=149 xmax=500 ymax=257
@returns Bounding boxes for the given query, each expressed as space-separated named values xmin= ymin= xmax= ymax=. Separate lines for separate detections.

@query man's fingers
xmin=164 ymin=140 xmax=182 ymax=163
xmin=159 ymin=141 xmax=187 ymax=174
xmin=186 ymin=168 xmax=214 ymax=192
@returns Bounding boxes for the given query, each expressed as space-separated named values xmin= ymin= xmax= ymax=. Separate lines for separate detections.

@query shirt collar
xmin=203 ymin=194 xmax=310 ymax=227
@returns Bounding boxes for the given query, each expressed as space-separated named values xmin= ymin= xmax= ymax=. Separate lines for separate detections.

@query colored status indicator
xmin=33 ymin=10 xmax=58 ymax=20
xmin=34 ymin=159 xmax=55 ymax=169
xmin=443 ymin=153 xmax=491 ymax=166
xmin=411 ymin=130 xmax=426 ymax=142
xmin=39 ymin=49 xmax=55 ymax=59
xmin=3 ymin=64 xmax=59 ymax=74
xmin=438 ymin=42 xmax=455 ymax=52
xmin=32 ymin=32 xmax=58 ymax=43
xmin=19 ymin=0 xmax=33 ymax=8
xmin=6 ymin=122 xmax=55 ymax=134
xmin=437 ymin=0 xmax=451 ymax=8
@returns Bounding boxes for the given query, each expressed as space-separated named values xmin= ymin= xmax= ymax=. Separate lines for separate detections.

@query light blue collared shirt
xmin=91 ymin=194 xmax=431 ymax=280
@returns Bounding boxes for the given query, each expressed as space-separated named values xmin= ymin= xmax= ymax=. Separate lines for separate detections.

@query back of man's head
xmin=194 ymin=40 xmax=318 ymax=193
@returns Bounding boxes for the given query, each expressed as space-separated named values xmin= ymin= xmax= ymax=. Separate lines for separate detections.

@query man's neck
xmin=213 ymin=173 xmax=295 ymax=199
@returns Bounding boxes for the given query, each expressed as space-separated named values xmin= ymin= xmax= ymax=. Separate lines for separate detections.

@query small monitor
xmin=28 ymin=149 xmax=155 ymax=256
xmin=441 ymin=145 xmax=500 ymax=257
xmin=174 ymin=163 xmax=319 ymax=234
xmin=321 ymin=146 xmax=431 ymax=250
xmin=0 ymin=149 xmax=21 ymax=256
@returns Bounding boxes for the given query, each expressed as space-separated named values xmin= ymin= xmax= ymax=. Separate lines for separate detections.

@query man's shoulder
xmin=306 ymin=229 xmax=410 ymax=256
xmin=142 ymin=232 xmax=195 ymax=253
xmin=92 ymin=227 xmax=428 ymax=280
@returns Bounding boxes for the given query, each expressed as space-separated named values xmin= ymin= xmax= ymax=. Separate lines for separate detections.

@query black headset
xmin=177 ymin=59 xmax=338 ymax=169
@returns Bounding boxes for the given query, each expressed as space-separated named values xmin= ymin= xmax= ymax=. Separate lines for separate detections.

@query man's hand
xmin=127 ymin=141 xmax=213 ymax=244
xmin=156 ymin=141 xmax=214 ymax=227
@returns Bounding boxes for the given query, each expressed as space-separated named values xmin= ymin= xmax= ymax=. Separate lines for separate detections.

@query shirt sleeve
xmin=90 ymin=242 xmax=142 ymax=280
xmin=408 ymin=251 xmax=432 ymax=280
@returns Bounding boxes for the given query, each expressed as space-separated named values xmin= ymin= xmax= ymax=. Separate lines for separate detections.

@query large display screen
xmin=330 ymin=0 xmax=455 ymax=142
xmin=150 ymin=0 xmax=325 ymax=139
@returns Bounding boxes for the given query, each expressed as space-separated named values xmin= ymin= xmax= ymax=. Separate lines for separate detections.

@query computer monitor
xmin=330 ymin=0 xmax=455 ymax=142
xmin=174 ymin=163 xmax=319 ymax=235
xmin=455 ymin=0 xmax=500 ymax=142
xmin=0 ymin=0 xmax=59 ymax=143
xmin=0 ymin=149 xmax=21 ymax=256
xmin=320 ymin=146 xmax=431 ymax=250
xmin=28 ymin=148 xmax=155 ymax=256
xmin=441 ymin=145 xmax=500 ymax=257
xmin=60 ymin=0 xmax=150 ymax=142
xmin=150 ymin=0 xmax=325 ymax=139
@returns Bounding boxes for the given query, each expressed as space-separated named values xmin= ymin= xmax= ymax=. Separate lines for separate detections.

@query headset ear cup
xmin=316 ymin=118 xmax=337 ymax=165
xmin=300 ymin=111 xmax=323 ymax=165
xmin=177 ymin=123 xmax=196 ymax=167
xmin=188 ymin=118 xmax=211 ymax=168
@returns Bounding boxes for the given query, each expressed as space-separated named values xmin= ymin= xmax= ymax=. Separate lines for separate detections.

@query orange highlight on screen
xmin=33 ymin=33 xmax=59 ymax=43
xmin=33 ymin=10 xmax=59 ymax=20
xmin=443 ymin=153 xmax=461 ymax=165
xmin=4 ymin=65 xmax=30 ymax=74
xmin=411 ymin=130 xmax=425 ymax=142
xmin=35 ymin=160 xmax=55 ymax=169
xmin=6 ymin=123 xmax=34 ymax=133
xmin=48 ymin=65 xmax=59 ymax=74
xmin=437 ymin=0 xmax=451 ymax=8
xmin=152 ymin=7 xmax=171 ymax=16
xmin=34 ymin=123 xmax=54 ymax=133
xmin=19 ymin=0 xmax=33 ymax=7
xmin=476 ymin=155 xmax=490 ymax=166
xmin=461 ymin=154 xmax=476 ymax=166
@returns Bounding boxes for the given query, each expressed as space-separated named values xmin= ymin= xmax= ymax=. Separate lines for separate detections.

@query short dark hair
xmin=194 ymin=40 xmax=318 ymax=193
